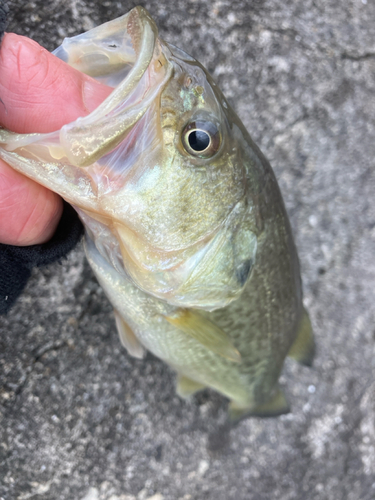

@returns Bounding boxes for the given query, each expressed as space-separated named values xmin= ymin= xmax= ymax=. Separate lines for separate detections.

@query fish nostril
xmin=236 ymin=259 xmax=253 ymax=286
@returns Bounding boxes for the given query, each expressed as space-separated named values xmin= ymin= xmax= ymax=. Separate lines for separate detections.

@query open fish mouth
xmin=53 ymin=7 xmax=172 ymax=169
xmin=0 ymin=7 xmax=171 ymax=172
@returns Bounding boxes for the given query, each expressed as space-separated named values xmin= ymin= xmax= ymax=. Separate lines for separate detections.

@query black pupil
xmin=188 ymin=130 xmax=210 ymax=151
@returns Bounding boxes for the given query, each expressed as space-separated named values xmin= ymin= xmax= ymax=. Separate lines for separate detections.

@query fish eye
xmin=182 ymin=120 xmax=221 ymax=159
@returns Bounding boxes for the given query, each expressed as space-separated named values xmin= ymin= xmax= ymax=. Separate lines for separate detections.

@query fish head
xmin=0 ymin=7 xmax=263 ymax=311
xmin=92 ymin=31 xmax=261 ymax=310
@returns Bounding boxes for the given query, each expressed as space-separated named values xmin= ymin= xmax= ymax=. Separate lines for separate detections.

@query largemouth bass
xmin=0 ymin=7 xmax=314 ymax=419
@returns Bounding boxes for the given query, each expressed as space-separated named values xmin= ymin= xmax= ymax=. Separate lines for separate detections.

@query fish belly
xmin=84 ymin=222 xmax=301 ymax=417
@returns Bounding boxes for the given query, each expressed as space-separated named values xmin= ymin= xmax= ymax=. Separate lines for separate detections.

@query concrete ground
xmin=1 ymin=0 xmax=375 ymax=499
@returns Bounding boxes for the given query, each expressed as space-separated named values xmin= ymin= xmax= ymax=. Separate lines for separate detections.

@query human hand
xmin=0 ymin=33 xmax=112 ymax=246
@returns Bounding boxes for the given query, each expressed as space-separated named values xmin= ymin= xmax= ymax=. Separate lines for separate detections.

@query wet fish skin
xmin=0 ymin=7 xmax=314 ymax=418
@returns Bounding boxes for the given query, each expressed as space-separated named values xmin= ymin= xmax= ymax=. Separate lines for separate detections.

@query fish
xmin=0 ymin=6 xmax=314 ymax=420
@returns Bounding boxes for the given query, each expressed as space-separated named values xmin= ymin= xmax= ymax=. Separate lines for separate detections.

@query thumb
xmin=0 ymin=32 xmax=113 ymax=133
xmin=0 ymin=33 xmax=112 ymax=245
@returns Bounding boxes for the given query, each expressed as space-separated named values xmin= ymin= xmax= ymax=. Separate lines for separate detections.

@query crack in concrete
xmin=3 ymin=341 xmax=69 ymax=402
xmin=341 ymin=52 xmax=375 ymax=61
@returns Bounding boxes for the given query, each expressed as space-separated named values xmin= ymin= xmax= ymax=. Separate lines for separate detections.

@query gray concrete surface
xmin=1 ymin=0 xmax=375 ymax=499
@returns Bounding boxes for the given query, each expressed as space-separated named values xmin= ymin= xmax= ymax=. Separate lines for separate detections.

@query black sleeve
xmin=0 ymin=201 xmax=84 ymax=314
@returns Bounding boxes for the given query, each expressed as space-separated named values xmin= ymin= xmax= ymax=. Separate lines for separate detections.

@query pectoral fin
xmin=288 ymin=307 xmax=315 ymax=367
xmin=114 ymin=310 xmax=145 ymax=359
xmin=164 ymin=309 xmax=241 ymax=363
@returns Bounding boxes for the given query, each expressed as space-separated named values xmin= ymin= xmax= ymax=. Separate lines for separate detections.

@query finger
xmin=0 ymin=160 xmax=63 ymax=245
xmin=0 ymin=33 xmax=113 ymax=133
xmin=0 ymin=34 xmax=113 ymax=245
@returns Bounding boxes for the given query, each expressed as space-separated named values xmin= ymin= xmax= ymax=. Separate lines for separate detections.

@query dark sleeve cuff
xmin=0 ymin=201 xmax=84 ymax=314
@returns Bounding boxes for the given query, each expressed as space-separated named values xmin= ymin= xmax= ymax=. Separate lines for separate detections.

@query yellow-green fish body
xmin=0 ymin=7 xmax=314 ymax=418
